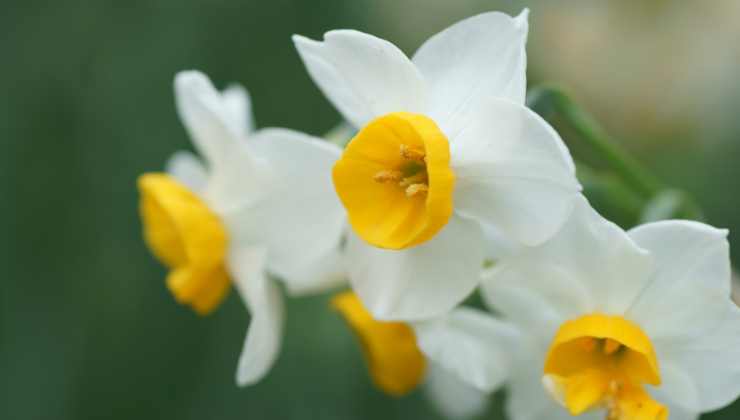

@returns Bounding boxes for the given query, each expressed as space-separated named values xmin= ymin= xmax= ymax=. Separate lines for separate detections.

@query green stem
xmin=527 ymin=86 xmax=664 ymax=199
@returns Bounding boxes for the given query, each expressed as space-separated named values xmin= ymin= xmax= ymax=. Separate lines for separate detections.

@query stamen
xmin=603 ymin=339 xmax=622 ymax=356
xmin=400 ymin=144 xmax=426 ymax=161
xmin=374 ymin=170 xmax=403 ymax=183
xmin=399 ymin=172 xmax=428 ymax=188
xmin=405 ymin=183 xmax=429 ymax=197
xmin=579 ymin=337 xmax=597 ymax=353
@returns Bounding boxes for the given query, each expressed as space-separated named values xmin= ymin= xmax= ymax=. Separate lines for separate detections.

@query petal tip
xmin=174 ymin=70 xmax=208 ymax=89
xmin=291 ymin=33 xmax=309 ymax=45
xmin=516 ymin=8 xmax=530 ymax=23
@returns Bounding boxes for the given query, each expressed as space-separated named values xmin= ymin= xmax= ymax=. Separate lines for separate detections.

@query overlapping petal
xmin=228 ymin=246 xmax=285 ymax=387
xmin=166 ymin=150 xmax=208 ymax=194
xmin=424 ymin=362 xmax=491 ymax=420
xmin=451 ymin=99 xmax=580 ymax=246
xmin=627 ymin=221 xmax=731 ymax=340
xmin=293 ymin=30 xmax=426 ymax=128
xmin=174 ymin=71 xmax=266 ymax=212
xmin=413 ymin=307 xmax=518 ymax=392
xmin=627 ymin=221 xmax=740 ymax=412
xmin=221 ymin=128 xmax=345 ymax=294
xmin=174 ymin=71 xmax=246 ymax=167
xmin=413 ymin=10 xmax=529 ymax=137
xmin=655 ymin=303 xmax=740 ymax=413
xmin=221 ymin=84 xmax=254 ymax=136
xmin=346 ymin=215 xmax=485 ymax=321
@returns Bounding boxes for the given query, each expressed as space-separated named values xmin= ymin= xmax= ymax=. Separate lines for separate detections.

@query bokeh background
xmin=3 ymin=1 xmax=740 ymax=419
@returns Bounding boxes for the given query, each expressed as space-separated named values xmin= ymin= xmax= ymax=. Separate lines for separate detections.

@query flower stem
xmin=527 ymin=86 xmax=664 ymax=199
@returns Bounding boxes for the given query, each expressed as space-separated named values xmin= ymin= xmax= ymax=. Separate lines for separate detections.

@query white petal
xmin=228 ymin=246 xmax=285 ymax=387
xmin=483 ymin=197 xmax=653 ymax=323
xmin=223 ymin=129 xmax=346 ymax=294
xmin=627 ymin=220 xmax=731 ymax=340
xmin=654 ymin=303 xmax=740 ymax=412
xmin=292 ymin=30 xmax=426 ymax=128
xmin=221 ymin=84 xmax=254 ymax=136
xmin=413 ymin=307 xmax=518 ymax=392
xmin=279 ymin=242 xmax=347 ymax=297
xmin=347 ymin=215 xmax=485 ymax=321
xmin=423 ymin=362 xmax=491 ymax=420
xmin=651 ymin=362 xmax=701 ymax=415
xmin=172 ymin=72 xmax=270 ymax=213
xmin=626 ymin=221 xmax=740 ymax=412
xmin=174 ymin=70 xmax=246 ymax=168
xmin=165 ymin=150 xmax=208 ymax=194
xmin=452 ymin=99 xmax=580 ymax=246
xmin=203 ymin=139 xmax=269 ymax=214
xmin=659 ymin=404 xmax=698 ymax=420
xmin=413 ymin=10 xmax=529 ymax=137
xmin=481 ymin=264 xmax=584 ymax=346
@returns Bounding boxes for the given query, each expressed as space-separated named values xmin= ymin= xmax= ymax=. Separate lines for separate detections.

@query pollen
xmin=333 ymin=112 xmax=455 ymax=250
xmin=405 ymin=183 xmax=428 ymax=197
xmin=400 ymin=144 xmax=426 ymax=161
xmin=373 ymin=170 xmax=403 ymax=183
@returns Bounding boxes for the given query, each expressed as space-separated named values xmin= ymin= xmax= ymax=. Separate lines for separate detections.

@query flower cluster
xmin=137 ymin=9 xmax=740 ymax=420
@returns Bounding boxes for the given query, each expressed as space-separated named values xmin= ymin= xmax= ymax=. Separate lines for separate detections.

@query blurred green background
xmin=3 ymin=1 xmax=740 ymax=419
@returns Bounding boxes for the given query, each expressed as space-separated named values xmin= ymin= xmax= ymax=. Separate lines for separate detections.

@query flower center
xmin=138 ymin=173 xmax=230 ymax=315
xmin=543 ymin=314 xmax=667 ymax=420
xmin=331 ymin=292 xmax=426 ymax=396
xmin=333 ymin=112 xmax=455 ymax=250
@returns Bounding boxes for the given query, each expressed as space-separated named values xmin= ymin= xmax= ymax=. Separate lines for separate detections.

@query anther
xmin=399 ymin=172 xmax=428 ymax=188
xmin=603 ymin=339 xmax=622 ymax=356
xmin=374 ymin=170 xmax=403 ymax=183
xmin=405 ymin=183 xmax=429 ymax=197
xmin=579 ymin=337 xmax=597 ymax=353
xmin=400 ymin=144 xmax=426 ymax=161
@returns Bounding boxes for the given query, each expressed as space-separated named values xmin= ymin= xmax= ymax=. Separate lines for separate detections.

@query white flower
xmin=138 ymin=70 xmax=345 ymax=386
xmin=472 ymin=196 xmax=740 ymax=420
xmin=293 ymin=9 xmax=581 ymax=321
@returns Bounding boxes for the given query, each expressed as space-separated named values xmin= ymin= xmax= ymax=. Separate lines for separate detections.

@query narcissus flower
xmin=478 ymin=197 xmax=740 ymax=420
xmin=294 ymin=9 xmax=581 ymax=320
xmin=331 ymin=291 xmax=516 ymax=418
xmin=138 ymin=70 xmax=345 ymax=386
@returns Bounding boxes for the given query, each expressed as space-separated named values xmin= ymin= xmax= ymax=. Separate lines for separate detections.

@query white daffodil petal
xmin=424 ymin=361 xmax=491 ymax=420
xmin=174 ymin=70 xmax=246 ymax=167
xmin=627 ymin=220 xmax=731 ymax=340
xmin=452 ymin=99 xmax=580 ymax=247
xmin=481 ymin=264 xmax=587 ymax=344
xmin=228 ymin=246 xmax=285 ymax=387
xmin=413 ymin=307 xmax=518 ymax=392
xmin=661 ymin=405 xmax=699 ymax=420
xmin=279 ymin=243 xmax=347 ymax=297
xmin=652 ymin=362 xmax=701 ymax=415
xmin=656 ymin=303 xmax=740 ymax=412
xmin=204 ymin=139 xmax=269 ymax=214
xmin=627 ymin=221 xmax=740 ymax=412
xmin=484 ymin=197 xmax=654 ymax=320
xmin=413 ymin=10 xmax=529 ymax=137
xmin=347 ymin=215 xmax=485 ymax=321
xmin=226 ymin=128 xmax=345 ymax=294
xmin=165 ymin=150 xmax=208 ymax=194
xmin=481 ymin=223 xmax=522 ymax=263
xmin=221 ymin=83 xmax=254 ymax=136
xmin=292 ymin=30 xmax=426 ymax=128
